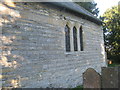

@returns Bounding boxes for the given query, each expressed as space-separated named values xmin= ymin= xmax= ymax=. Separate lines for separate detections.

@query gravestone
xmin=83 ymin=68 xmax=101 ymax=89
xmin=101 ymin=67 xmax=120 ymax=88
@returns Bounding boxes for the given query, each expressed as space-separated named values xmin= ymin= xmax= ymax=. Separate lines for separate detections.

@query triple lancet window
xmin=65 ymin=25 xmax=84 ymax=52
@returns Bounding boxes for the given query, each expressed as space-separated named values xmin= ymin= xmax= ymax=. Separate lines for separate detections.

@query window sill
xmin=65 ymin=51 xmax=84 ymax=55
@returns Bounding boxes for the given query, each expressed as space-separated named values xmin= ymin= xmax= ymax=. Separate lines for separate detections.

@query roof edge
xmin=46 ymin=2 xmax=102 ymax=25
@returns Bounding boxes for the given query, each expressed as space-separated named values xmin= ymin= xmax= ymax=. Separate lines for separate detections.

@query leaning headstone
xmin=83 ymin=68 xmax=101 ymax=89
xmin=101 ymin=66 xmax=120 ymax=88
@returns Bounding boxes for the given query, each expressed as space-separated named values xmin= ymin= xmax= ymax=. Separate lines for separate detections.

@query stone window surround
xmin=65 ymin=21 xmax=84 ymax=54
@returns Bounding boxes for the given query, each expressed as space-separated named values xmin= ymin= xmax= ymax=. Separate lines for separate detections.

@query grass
xmin=108 ymin=63 xmax=120 ymax=67
xmin=71 ymin=85 xmax=83 ymax=90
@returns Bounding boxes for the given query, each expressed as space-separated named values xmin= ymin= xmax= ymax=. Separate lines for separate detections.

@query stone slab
xmin=83 ymin=68 xmax=101 ymax=89
xmin=101 ymin=67 xmax=120 ymax=88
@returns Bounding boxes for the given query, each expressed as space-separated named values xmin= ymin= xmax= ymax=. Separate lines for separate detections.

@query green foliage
xmin=71 ymin=85 xmax=83 ymax=90
xmin=100 ymin=6 xmax=120 ymax=63
xmin=74 ymin=1 xmax=99 ymax=16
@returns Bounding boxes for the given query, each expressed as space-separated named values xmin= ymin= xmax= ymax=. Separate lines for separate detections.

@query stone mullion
xmin=77 ymin=27 xmax=80 ymax=51
xmin=70 ymin=26 xmax=74 ymax=52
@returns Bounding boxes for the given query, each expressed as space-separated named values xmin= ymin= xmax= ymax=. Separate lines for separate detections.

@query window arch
xmin=65 ymin=25 xmax=70 ymax=52
xmin=73 ymin=26 xmax=78 ymax=51
xmin=80 ymin=26 xmax=83 ymax=51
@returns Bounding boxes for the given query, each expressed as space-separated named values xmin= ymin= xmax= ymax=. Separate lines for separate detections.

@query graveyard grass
xmin=71 ymin=85 xmax=83 ymax=90
xmin=108 ymin=63 xmax=120 ymax=67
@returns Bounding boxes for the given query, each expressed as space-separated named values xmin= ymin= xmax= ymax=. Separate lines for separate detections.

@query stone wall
xmin=1 ymin=3 xmax=107 ymax=88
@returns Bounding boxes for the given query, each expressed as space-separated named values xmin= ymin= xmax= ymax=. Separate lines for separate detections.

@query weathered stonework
xmin=1 ymin=2 xmax=107 ymax=88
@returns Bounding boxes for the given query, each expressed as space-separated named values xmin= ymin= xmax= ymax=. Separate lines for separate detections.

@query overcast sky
xmin=94 ymin=0 xmax=119 ymax=16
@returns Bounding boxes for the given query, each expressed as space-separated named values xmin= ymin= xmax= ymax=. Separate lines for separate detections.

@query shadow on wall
xmin=0 ymin=0 xmax=24 ymax=88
